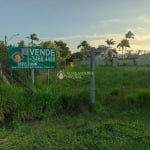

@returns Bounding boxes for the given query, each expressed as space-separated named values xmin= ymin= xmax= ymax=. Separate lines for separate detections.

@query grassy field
xmin=0 ymin=65 xmax=150 ymax=149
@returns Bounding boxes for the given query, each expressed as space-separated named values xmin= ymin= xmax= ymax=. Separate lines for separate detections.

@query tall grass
xmin=0 ymin=66 xmax=150 ymax=149
xmin=0 ymin=84 xmax=90 ymax=122
xmin=1 ymin=66 xmax=150 ymax=123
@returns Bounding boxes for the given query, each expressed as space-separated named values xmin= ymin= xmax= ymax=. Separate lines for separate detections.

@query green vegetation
xmin=0 ymin=66 xmax=150 ymax=149
xmin=117 ymin=31 xmax=135 ymax=58
xmin=77 ymin=40 xmax=91 ymax=59
xmin=105 ymin=38 xmax=116 ymax=48
xmin=1 ymin=31 xmax=137 ymax=67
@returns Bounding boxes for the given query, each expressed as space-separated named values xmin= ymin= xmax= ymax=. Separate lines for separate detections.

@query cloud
xmin=40 ymin=34 xmax=118 ymax=41
xmin=134 ymin=34 xmax=150 ymax=41
xmin=40 ymin=32 xmax=150 ymax=51
xmin=104 ymin=16 xmax=150 ymax=24
xmin=55 ymin=33 xmax=123 ymax=41
xmin=136 ymin=16 xmax=150 ymax=23
xmin=127 ymin=27 xmax=145 ymax=32
xmin=90 ymin=33 xmax=150 ymax=50
xmin=40 ymin=34 xmax=95 ymax=41
xmin=99 ymin=18 xmax=121 ymax=25
xmin=39 ymin=17 xmax=150 ymax=51
xmin=90 ymin=16 xmax=150 ymax=31
xmin=89 ymin=33 xmax=122 ymax=48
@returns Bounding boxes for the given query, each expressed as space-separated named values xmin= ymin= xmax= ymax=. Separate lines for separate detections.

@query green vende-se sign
xmin=8 ymin=47 xmax=56 ymax=69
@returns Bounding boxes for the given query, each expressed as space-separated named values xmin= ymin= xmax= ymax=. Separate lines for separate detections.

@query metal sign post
xmin=8 ymin=47 xmax=56 ymax=87
xmin=47 ymin=69 xmax=50 ymax=85
xmin=31 ymin=69 xmax=35 ymax=87
xmin=90 ymin=48 xmax=95 ymax=111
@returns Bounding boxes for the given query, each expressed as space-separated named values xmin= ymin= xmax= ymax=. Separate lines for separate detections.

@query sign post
xmin=8 ymin=47 xmax=56 ymax=86
xmin=31 ymin=69 xmax=34 ymax=86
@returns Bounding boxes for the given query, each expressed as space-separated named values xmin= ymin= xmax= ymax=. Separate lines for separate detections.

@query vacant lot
xmin=0 ymin=66 xmax=150 ymax=149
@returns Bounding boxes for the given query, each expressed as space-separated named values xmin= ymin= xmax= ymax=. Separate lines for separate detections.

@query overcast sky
xmin=0 ymin=0 xmax=150 ymax=51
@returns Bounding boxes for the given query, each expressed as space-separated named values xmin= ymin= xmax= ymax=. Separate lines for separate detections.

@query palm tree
xmin=18 ymin=40 xmax=25 ymax=47
xmin=117 ymin=39 xmax=130 ymax=59
xmin=125 ymin=31 xmax=134 ymax=54
xmin=27 ymin=33 xmax=39 ymax=47
xmin=77 ymin=40 xmax=91 ymax=59
xmin=105 ymin=38 xmax=116 ymax=48
xmin=125 ymin=31 xmax=134 ymax=39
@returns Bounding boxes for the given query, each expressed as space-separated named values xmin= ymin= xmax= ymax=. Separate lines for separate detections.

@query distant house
xmin=95 ymin=45 xmax=118 ymax=58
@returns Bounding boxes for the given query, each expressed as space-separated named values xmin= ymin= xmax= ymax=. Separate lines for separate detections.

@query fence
xmin=77 ymin=53 xmax=150 ymax=66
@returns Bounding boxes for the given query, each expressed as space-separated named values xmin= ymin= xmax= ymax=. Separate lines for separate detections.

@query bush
xmin=0 ymin=84 xmax=22 ymax=122
xmin=110 ymin=88 xmax=120 ymax=96
xmin=124 ymin=90 xmax=150 ymax=108
xmin=102 ymin=88 xmax=120 ymax=105
xmin=0 ymin=84 xmax=56 ymax=122
xmin=0 ymin=83 xmax=92 ymax=122
xmin=54 ymin=89 xmax=90 ymax=114
xmin=15 ymin=87 xmax=58 ymax=121
xmin=0 ymin=96 xmax=16 ymax=123
xmin=137 ymin=90 xmax=150 ymax=106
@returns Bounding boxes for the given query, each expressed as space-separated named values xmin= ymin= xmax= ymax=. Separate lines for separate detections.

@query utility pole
xmin=4 ymin=34 xmax=19 ymax=47
xmin=4 ymin=35 xmax=7 ymax=46
xmin=90 ymin=48 xmax=95 ymax=111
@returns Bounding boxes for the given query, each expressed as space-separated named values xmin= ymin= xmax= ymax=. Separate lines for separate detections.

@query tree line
xmin=0 ymin=31 xmax=135 ymax=67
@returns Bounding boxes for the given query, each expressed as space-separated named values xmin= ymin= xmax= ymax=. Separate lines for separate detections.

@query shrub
xmin=0 ymin=96 xmax=16 ymax=122
xmin=110 ymin=88 xmax=120 ymax=96
xmin=0 ymin=84 xmax=21 ymax=122
xmin=0 ymin=83 xmax=92 ymax=122
xmin=54 ymin=89 xmax=90 ymax=114
xmin=124 ymin=90 xmax=150 ymax=108
xmin=15 ymin=87 xmax=57 ymax=121
xmin=101 ymin=88 xmax=120 ymax=105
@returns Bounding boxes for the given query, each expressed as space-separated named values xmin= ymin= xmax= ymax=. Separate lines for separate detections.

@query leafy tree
xmin=105 ymin=38 xmax=116 ymax=48
xmin=39 ymin=41 xmax=57 ymax=49
xmin=40 ymin=40 xmax=71 ymax=67
xmin=18 ymin=40 xmax=25 ymax=47
xmin=69 ymin=52 xmax=83 ymax=61
xmin=117 ymin=39 xmax=130 ymax=58
xmin=27 ymin=33 xmax=39 ymax=47
xmin=39 ymin=41 xmax=61 ymax=65
xmin=0 ymin=41 xmax=8 ymax=66
xmin=0 ymin=41 xmax=5 ymax=48
xmin=77 ymin=41 xmax=91 ymax=59
xmin=54 ymin=41 xmax=71 ymax=67
xmin=54 ymin=40 xmax=71 ymax=58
